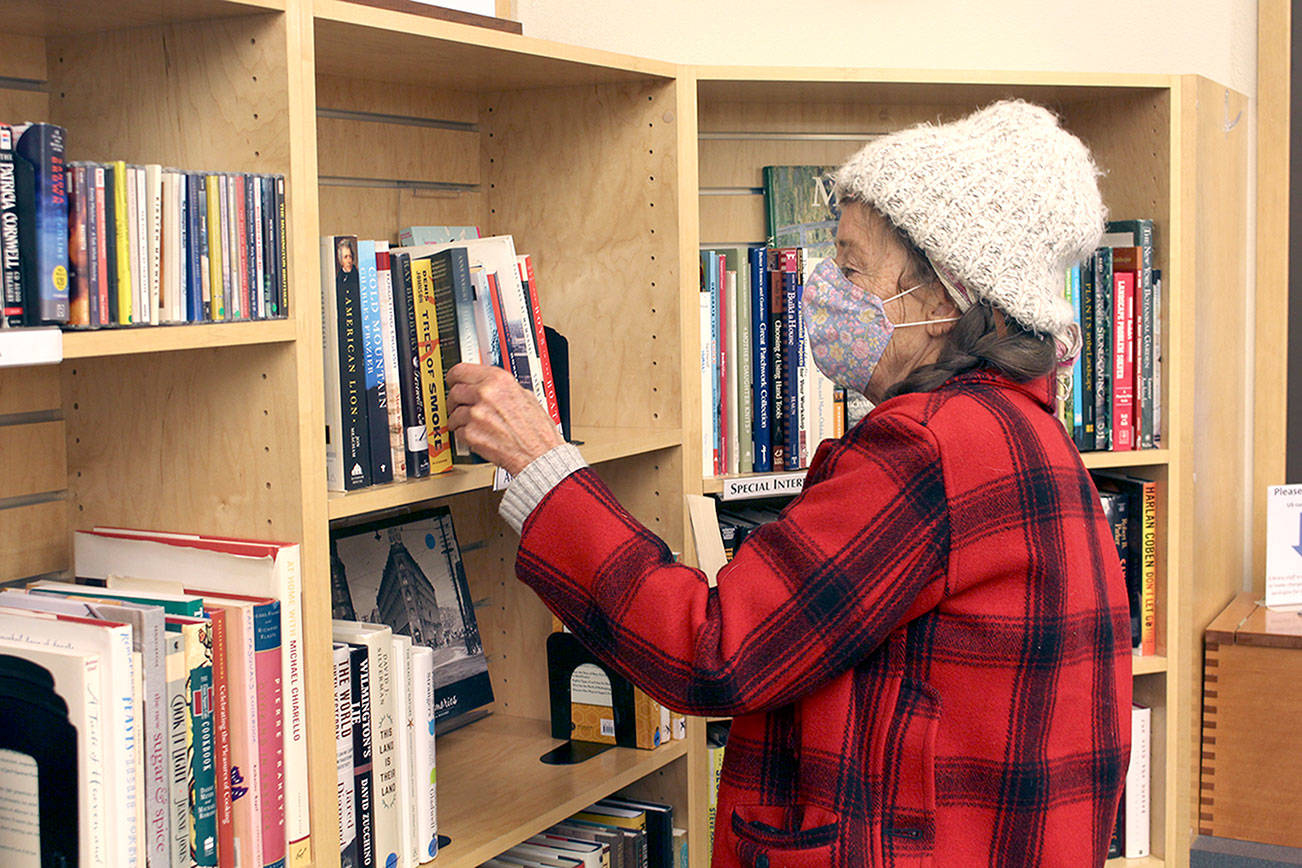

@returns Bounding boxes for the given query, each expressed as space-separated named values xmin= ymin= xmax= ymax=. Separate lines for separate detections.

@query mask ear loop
xmin=880 ymin=282 xmax=960 ymax=328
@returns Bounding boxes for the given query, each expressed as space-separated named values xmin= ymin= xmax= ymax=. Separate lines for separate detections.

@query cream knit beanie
xmin=833 ymin=100 xmax=1104 ymax=356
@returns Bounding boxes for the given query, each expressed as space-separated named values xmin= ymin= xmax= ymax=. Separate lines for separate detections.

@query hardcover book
xmin=330 ymin=506 xmax=493 ymax=732
xmin=761 ymin=164 xmax=840 ymax=260
xmin=13 ymin=122 xmax=69 ymax=324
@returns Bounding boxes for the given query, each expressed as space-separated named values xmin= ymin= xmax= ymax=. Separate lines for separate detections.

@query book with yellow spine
xmin=410 ymin=256 xmax=453 ymax=473
xmin=205 ymin=174 xmax=224 ymax=320
xmin=112 ymin=160 xmax=131 ymax=323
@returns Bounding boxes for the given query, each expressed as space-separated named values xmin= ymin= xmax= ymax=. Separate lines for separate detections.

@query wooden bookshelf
xmin=0 ymin=5 xmax=1249 ymax=867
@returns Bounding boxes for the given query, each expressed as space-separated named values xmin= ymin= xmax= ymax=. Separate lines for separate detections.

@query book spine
xmin=194 ymin=174 xmax=210 ymax=321
xmin=67 ymin=163 xmax=90 ymax=326
xmin=716 ymin=253 xmax=728 ymax=476
xmin=410 ymin=648 xmax=437 ymax=863
xmin=259 ymin=176 xmax=274 ymax=317
xmin=239 ymin=174 xmax=254 ymax=319
xmin=780 ymin=249 xmax=801 ymax=470
xmin=725 ymin=265 xmax=740 ymax=475
xmin=209 ymin=607 xmax=236 ymax=868
xmin=1112 ymin=270 xmax=1135 ymax=451
xmin=166 ymin=636 xmax=190 ymax=868
xmin=0 ymin=125 xmax=24 ymax=326
xmin=1092 ymin=247 xmax=1112 ymax=450
xmin=699 ymin=291 xmax=713 ymax=478
xmin=1137 ymin=224 xmax=1155 ymax=449
xmin=276 ymin=176 xmax=288 ymax=316
xmin=1125 ymin=705 xmax=1151 ymax=858
xmin=1070 ymin=266 xmax=1083 ymax=442
xmin=749 ymin=247 xmax=771 ymax=472
xmin=471 ymin=269 xmax=502 ymax=368
xmin=349 ymin=647 xmax=375 ymax=868
xmin=220 ymin=173 xmax=235 ymax=320
xmin=128 ymin=165 xmax=145 ymax=323
xmin=335 ymin=237 xmax=372 ymax=489
xmin=357 ymin=240 xmax=392 ymax=485
xmin=519 ymin=254 xmax=561 ymax=427
xmin=428 ymin=251 xmax=464 ymax=403
xmin=146 ymin=164 xmax=163 ymax=323
xmin=496 ymin=248 xmax=549 ymax=417
xmin=274 ymin=550 xmax=309 ymax=868
xmin=411 ymin=258 xmax=453 ymax=473
xmin=14 ymin=123 xmax=69 ymax=323
xmin=389 ymin=252 xmax=430 ymax=478
xmin=735 ymin=253 xmax=754 ymax=474
xmin=391 ymin=639 xmax=415 ymax=867
xmin=111 ymin=160 xmax=131 ymax=323
xmin=334 ymin=647 xmax=358 ymax=868
xmin=205 ymin=175 xmax=222 ymax=321
xmin=450 ymin=251 xmax=482 ymax=367
xmin=188 ymin=625 xmax=218 ymax=867
xmin=254 ymin=603 xmax=286 ymax=868
xmin=1152 ymin=270 xmax=1163 ymax=446
xmin=83 ymin=163 xmax=100 ymax=327
xmin=252 ymin=174 xmax=265 ymax=318
xmin=1139 ymin=480 xmax=1158 ymax=656
xmin=321 ymin=238 xmax=346 ymax=491
xmin=92 ymin=165 xmax=110 ymax=326
xmin=1078 ymin=255 xmax=1095 ymax=450
xmin=704 ymin=251 xmax=720 ymax=475
xmin=768 ymin=251 xmax=786 ymax=471
xmin=367 ymin=640 xmax=400 ymax=868
xmin=375 ymin=242 xmax=406 ymax=482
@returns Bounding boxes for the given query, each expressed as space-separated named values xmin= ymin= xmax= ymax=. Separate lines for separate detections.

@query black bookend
xmin=544 ymin=325 xmax=573 ymax=444
xmin=543 ymin=631 xmax=645 ymax=765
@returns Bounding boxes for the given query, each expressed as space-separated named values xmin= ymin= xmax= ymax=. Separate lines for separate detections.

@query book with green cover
xmin=761 ymin=165 xmax=840 ymax=260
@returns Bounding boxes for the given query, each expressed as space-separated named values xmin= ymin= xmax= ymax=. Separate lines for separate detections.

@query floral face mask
xmin=801 ymin=257 xmax=957 ymax=396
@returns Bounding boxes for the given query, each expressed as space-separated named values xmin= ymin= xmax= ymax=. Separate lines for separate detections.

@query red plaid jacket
xmin=515 ymin=370 xmax=1132 ymax=867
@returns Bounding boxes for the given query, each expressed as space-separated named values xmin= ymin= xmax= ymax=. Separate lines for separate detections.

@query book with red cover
xmin=518 ymin=254 xmax=562 ymax=428
xmin=1111 ymin=269 xmax=1136 ymax=451
xmin=202 ymin=603 xmax=236 ymax=868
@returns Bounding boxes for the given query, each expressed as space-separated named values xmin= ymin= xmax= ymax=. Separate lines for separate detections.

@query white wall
xmin=520 ymin=0 xmax=1257 ymax=98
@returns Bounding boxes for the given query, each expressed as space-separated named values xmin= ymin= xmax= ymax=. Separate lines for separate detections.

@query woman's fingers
xmin=444 ymin=362 xmax=563 ymax=475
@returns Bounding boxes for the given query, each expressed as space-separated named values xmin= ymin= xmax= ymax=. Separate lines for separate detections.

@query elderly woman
xmin=446 ymin=101 xmax=1131 ymax=868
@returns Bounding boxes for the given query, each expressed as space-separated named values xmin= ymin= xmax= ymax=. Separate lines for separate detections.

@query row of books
xmin=0 ymin=527 xmax=308 ymax=868
xmin=1094 ymin=471 xmax=1160 ymax=656
xmin=700 ymin=245 xmax=844 ymax=478
xmin=332 ymin=622 xmax=438 ymax=868
xmin=322 ymin=225 xmax=561 ymax=492
xmin=1108 ymin=703 xmax=1152 ymax=859
xmin=1056 ymin=220 xmax=1162 ymax=452
xmin=480 ymin=796 xmax=686 ymax=868
xmin=0 ymin=121 xmax=289 ymax=329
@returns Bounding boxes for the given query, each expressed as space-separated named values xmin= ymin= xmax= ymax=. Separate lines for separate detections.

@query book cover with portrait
xmin=330 ymin=506 xmax=492 ymax=732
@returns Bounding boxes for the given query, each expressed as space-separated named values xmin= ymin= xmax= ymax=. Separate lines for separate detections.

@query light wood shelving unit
xmin=0 ymin=5 xmax=1248 ymax=868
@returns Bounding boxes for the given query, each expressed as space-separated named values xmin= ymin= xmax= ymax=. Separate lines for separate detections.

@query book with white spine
xmin=0 ymin=608 xmax=138 ymax=867
xmin=333 ymin=643 xmax=358 ymax=868
xmin=392 ymin=633 xmax=416 ymax=868
xmin=410 ymin=645 xmax=437 ymax=863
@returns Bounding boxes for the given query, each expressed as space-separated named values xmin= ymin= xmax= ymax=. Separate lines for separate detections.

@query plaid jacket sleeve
xmin=514 ymin=409 xmax=950 ymax=718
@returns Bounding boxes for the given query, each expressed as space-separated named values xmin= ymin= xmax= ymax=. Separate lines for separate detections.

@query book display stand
xmin=0 ymin=3 xmax=1253 ymax=866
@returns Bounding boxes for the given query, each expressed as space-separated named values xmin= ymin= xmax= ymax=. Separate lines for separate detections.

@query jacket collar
xmin=949 ymin=369 xmax=1056 ymax=414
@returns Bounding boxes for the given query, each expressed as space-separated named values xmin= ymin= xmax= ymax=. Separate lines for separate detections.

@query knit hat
xmin=833 ymin=100 xmax=1104 ymax=361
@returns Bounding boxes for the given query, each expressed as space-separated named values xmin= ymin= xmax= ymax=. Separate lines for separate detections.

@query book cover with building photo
xmin=330 ymin=505 xmax=493 ymax=732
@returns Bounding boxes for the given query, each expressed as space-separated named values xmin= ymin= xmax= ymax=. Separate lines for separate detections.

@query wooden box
xmin=1200 ymin=593 xmax=1302 ymax=848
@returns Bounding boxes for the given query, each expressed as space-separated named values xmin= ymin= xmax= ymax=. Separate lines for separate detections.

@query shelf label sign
xmin=722 ymin=472 xmax=806 ymax=501
xmin=1266 ymin=485 xmax=1302 ymax=608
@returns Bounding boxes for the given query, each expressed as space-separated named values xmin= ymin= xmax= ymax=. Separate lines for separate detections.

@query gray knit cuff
xmin=498 ymin=442 xmax=588 ymax=534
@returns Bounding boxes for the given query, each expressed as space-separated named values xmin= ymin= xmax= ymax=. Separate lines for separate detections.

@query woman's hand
xmin=445 ymin=363 xmax=564 ymax=476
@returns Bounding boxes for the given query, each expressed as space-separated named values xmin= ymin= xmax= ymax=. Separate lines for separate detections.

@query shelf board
xmin=0 ymin=0 xmax=283 ymax=38
xmin=60 ymin=318 xmax=297 ymax=360
xmin=313 ymin=0 xmax=675 ymax=91
xmin=329 ymin=426 xmax=682 ymax=520
xmin=1132 ymin=654 xmax=1167 ymax=677
xmin=1105 ymin=857 xmax=1163 ymax=867
xmin=429 ymin=713 xmax=687 ymax=868
xmin=1082 ymin=449 xmax=1170 ymax=470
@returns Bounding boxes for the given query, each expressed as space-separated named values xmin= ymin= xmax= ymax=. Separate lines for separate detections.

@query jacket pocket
xmin=731 ymin=803 xmax=840 ymax=867
xmin=881 ymin=679 xmax=940 ymax=865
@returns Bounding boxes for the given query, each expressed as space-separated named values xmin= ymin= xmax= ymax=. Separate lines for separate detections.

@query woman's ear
xmin=923 ymin=283 xmax=959 ymax=337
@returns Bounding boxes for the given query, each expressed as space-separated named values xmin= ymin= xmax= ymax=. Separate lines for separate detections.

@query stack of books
xmin=1093 ymin=471 xmax=1161 ymax=656
xmin=1 ymin=121 xmax=289 ymax=329
xmin=321 ymin=225 xmax=562 ymax=492
xmin=481 ymin=795 xmax=687 ymax=868
xmin=0 ymin=527 xmax=309 ymax=868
